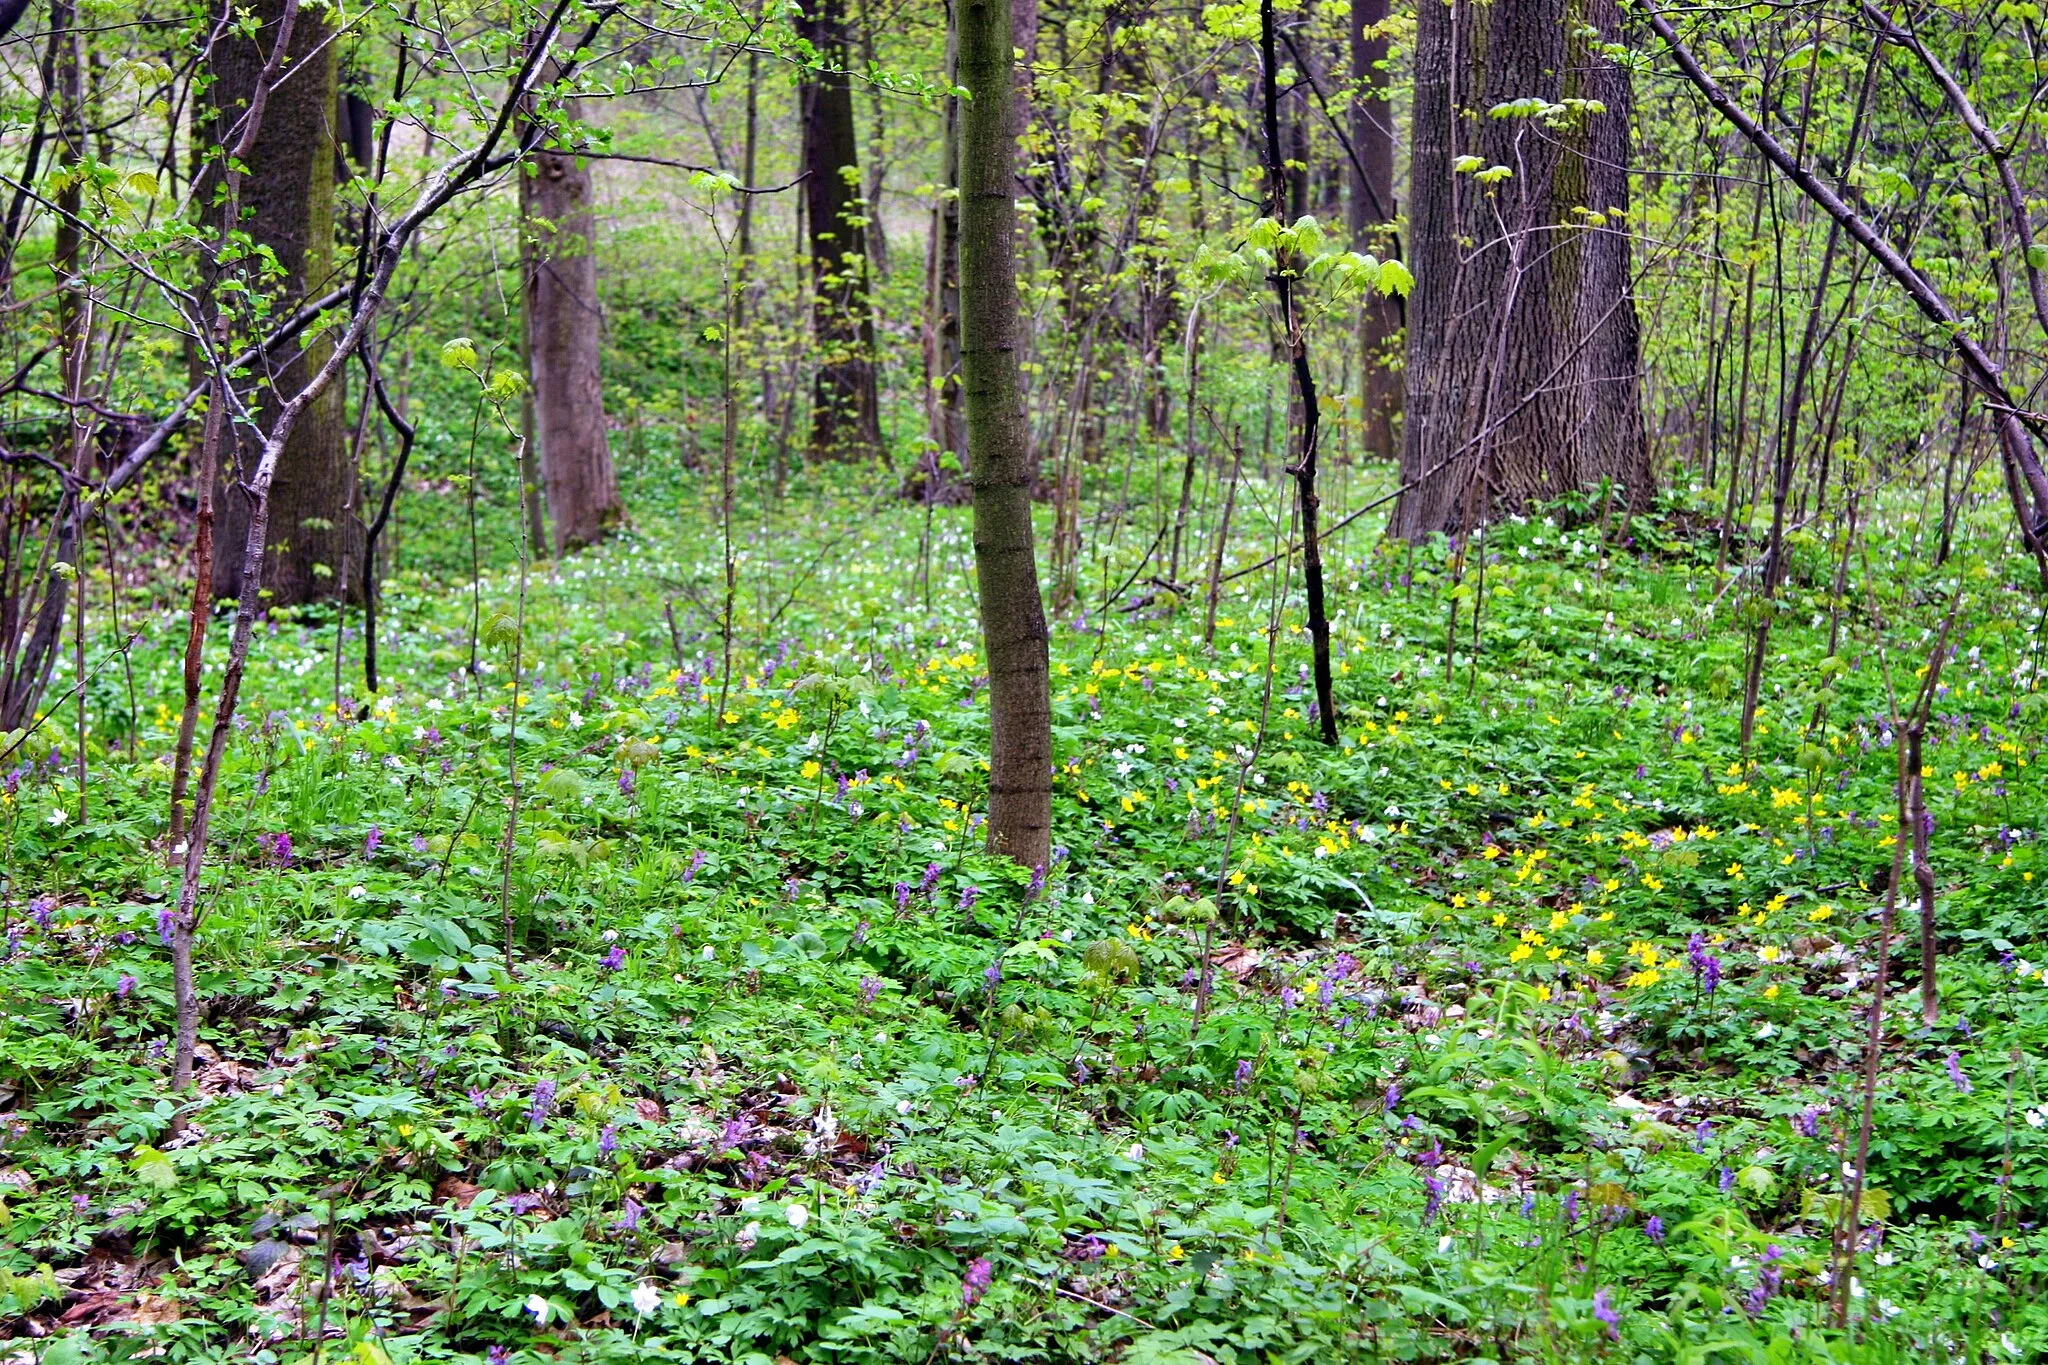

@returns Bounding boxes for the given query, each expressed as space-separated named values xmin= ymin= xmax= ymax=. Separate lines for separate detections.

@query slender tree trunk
xmin=1261 ymin=0 xmax=1337 ymax=743
xmin=520 ymin=70 xmax=619 ymax=554
xmin=960 ymin=0 xmax=1051 ymax=870
xmin=1347 ymin=0 xmax=1400 ymax=458
xmin=200 ymin=0 xmax=351 ymax=606
xmin=798 ymin=0 xmax=885 ymax=460
xmin=921 ymin=2 xmax=966 ymax=483
xmin=1394 ymin=0 xmax=1649 ymax=538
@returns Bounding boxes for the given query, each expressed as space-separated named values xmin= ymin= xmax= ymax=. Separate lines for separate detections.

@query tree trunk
xmin=1393 ymin=0 xmax=1650 ymax=538
xmin=520 ymin=77 xmax=620 ymax=555
xmin=798 ymin=0 xmax=885 ymax=460
xmin=200 ymin=0 xmax=350 ymax=605
xmin=960 ymin=0 xmax=1052 ymax=871
xmin=920 ymin=3 xmax=966 ymax=484
xmin=1347 ymin=0 xmax=1400 ymax=459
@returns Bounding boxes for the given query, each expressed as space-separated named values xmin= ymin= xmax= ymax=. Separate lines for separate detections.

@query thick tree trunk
xmin=960 ymin=0 xmax=1052 ymax=871
xmin=1393 ymin=0 xmax=1650 ymax=538
xmin=1347 ymin=0 xmax=1401 ymax=459
xmin=200 ymin=0 xmax=350 ymax=605
xmin=520 ymin=81 xmax=620 ymax=555
xmin=798 ymin=0 xmax=885 ymax=460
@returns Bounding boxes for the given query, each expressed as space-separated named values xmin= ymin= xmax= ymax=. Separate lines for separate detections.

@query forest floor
xmin=3 ymin=479 xmax=2045 ymax=1363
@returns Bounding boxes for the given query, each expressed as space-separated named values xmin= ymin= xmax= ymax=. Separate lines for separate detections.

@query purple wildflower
xmin=1719 ymin=1166 xmax=1735 ymax=1193
xmin=29 ymin=895 xmax=55 ymax=931
xmin=1686 ymin=933 xmax=1721 ymax=993
xmin=116 ymin=973 xmax=137 ymax=998
xmin=860 ymin=975 xmax=883 ymax=1005
xmin=1562 ymin=1188 xmax=1580 ymax=1224
xmin=599 ymin=1125 xmax=618 ymax=1157
xmin=1063 ymin=1235 xmax=1105 ymax=1262
xmin=364 ymin=826 xmax=382 ymax=854
xmin=156 ymin=907 xmax=176 ymax=947
xmin=1026 ymin=865 xmax=1047 ymax=900
xmin=958 ymin=885 xmax=980 ymax=914
xmin=1946 ymin=1051 xmax=1973 ymax=1094
xmin=1644 ymin=1215 xmax=1664 ymax=1243
xmin=893 ymin=881 xmax=913 ymax=914
xmin=1591 ymin=1288 xmax=1619 ymax=1339
xmin=683 ymin=850 xmax=707 ymax=883
xmin=1234 ymin=1058 xmax=1254 ymax=1090
xmin=1384 ymin=1082 xmax=1401 ymax=1112
xmin=260 ymin=831 xmax=294 ymax=867
xmin=600 ymin=944 xmax=628 ymax=972
xmin=1794 ymin=1107 xmax=1821 ymax=1139
xmin=961 ymin=1256 xmax=994 ymax=1308
xmin=528 ymin=1079 xmax=557 ymax=1129
xmin=618 ymin=768 xmax=636 ymax=799
xmin=467 ymin=1087 xmax=490 ymax=1110
xmin=920 ymin=862 xmax=942 ymax=894
xmin=983 ymin=961 xmax=1002 ymax=993
xmin=1692 ymin=1118 xmax=1713 ymax=1153
xmin=1280 ymin=986 xmax=1301 ymax=1010
xmin=615 ymin=1197 xmax=642 ymax=1232
xmin=410 ymin=835 xmax=429 ymax=853
xmin=1422 ymin=1174 xmax=1446 ymax=1225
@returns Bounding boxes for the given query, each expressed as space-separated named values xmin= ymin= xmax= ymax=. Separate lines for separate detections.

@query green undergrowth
xmin=3 ymin=476 xmax=2047 ymax=1363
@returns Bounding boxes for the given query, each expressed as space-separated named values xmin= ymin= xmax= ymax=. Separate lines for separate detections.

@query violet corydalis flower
xmin=1644 ymin=1215 xmax=1664 ymax=1243
xmin=961 ymin=1256 xmax=994 ymax=1308
xmin=29 ymin=895 xmax=55 ymax=931
xmin=599 ymin=1124 xmax=618 ymax=1157
xmin=364 ymin=826 xmax=381 ymax=855
xmin=1592 ymin=1288 xmax=1620 ymax=1339
xmin=116 ymin=973 xmax=136 ymax=998
xmin=1946 ymin=1051 xmax=1973 ymax=1094
xmin=600 ymin=944 xmax=627 ymax=972
xmin=528 ymin=1079 xmax=557 ymax=1129
xmin=682 ymin=850 xmax=707 ymax=884
xmin=958 ymin=885 xmax=980 ymax=914
xmin=1234 ymin=1058 xmax=1254 ymax=1090
xmin=1421 ymin=1174 xmax=1445 ymax=1225
xmin=859 ymin=975 xmax=883 ymax=1005
xmin=1686 ymin=933 xmax=1721 ymax=993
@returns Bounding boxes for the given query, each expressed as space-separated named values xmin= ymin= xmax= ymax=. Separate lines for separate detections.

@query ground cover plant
xmin=7 ymin=0 xmax=2048 ymax=1360
xmin=6 ymin=465 xmax=2048 ymax=1363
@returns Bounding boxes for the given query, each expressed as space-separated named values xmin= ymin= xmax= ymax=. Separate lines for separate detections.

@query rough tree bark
xmin=1393 ymin=0 xmax=1650 ymax=538
xmin=798 ymin=0 xmax=885 ymax=460
xmin=1347 ymin=0 xmax=1400 ymax=458
xmin=520 ymin=74 xmax=621 ymax=555
xmin=960 ymin=0 xmax=1052 ymax=870
xmin=199 ymin=0 xmax=350 ymax=605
